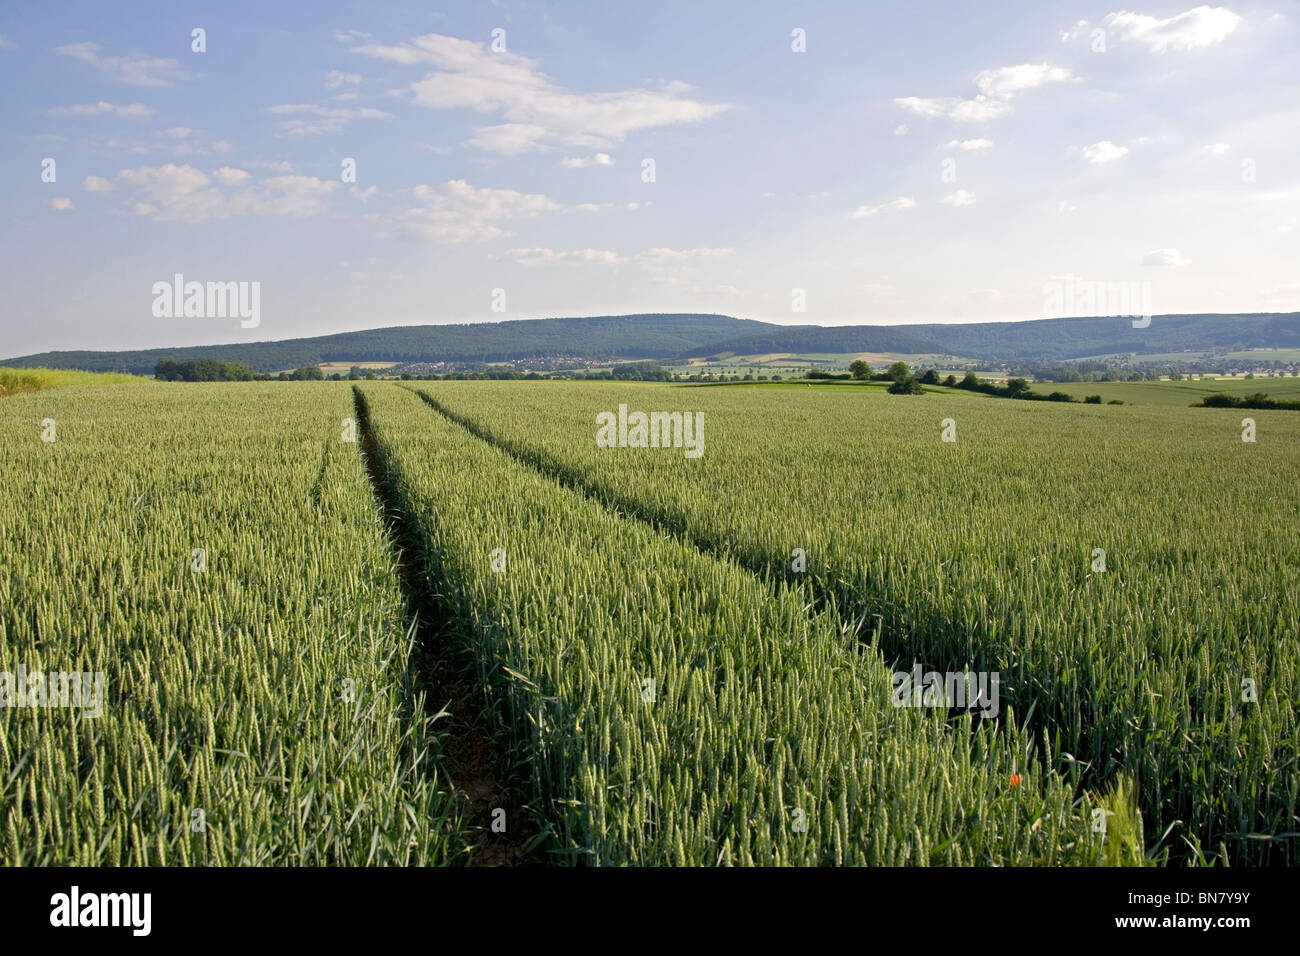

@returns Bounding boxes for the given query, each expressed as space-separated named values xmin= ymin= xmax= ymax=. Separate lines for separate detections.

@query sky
xmin=2 ymin=0 xmax=1297 ymax=356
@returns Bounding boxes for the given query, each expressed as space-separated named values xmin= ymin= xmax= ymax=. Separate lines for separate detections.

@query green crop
xmin=0 ymin=383 xmax=460 ymax=865
xmin=358 ymin=383 xmax=1104 ymax=865
xmin=414 ymin=380 xmax=1300 ymax=865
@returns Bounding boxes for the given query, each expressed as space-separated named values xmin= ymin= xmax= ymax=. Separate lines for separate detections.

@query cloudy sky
xmin=2 ymin=1 xmax=1297 ymax=355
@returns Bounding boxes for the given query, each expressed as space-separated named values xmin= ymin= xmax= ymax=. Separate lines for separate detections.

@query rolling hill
xmin=5 ymin=311 xmax=1298 ymax=374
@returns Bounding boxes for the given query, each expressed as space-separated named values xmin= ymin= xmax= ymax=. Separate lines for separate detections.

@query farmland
xmin=2 ymin=378 xmax=1296 ymax=866
xmin=0 ymin=366 xmax=149 ymax=397
xmin=1 ymin=384 xmax=459 ymax=865
xmin=1036 ymin=376 xmax=1300 ymax=407
xmin=415 ymin=380 xmax=1300 ymax=865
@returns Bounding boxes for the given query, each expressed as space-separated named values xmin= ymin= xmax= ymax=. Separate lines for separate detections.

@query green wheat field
xmin=2 ymin=380 xmax=1296 ymax=865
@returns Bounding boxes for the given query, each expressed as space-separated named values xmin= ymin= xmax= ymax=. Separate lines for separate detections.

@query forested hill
xmin=6 ymin=311 xmax=1298 ymax=374
xmin=5 ymin=314 xmax=764 ymax=374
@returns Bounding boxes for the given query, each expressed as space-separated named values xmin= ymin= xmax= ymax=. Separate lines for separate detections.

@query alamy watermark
xmin=1 ymin=665 xmax=105 ymax=717
xmin=151 ymin=273 xmax=260 ymax=328
xmin=891 ymin=665 xmax=999 ymax=718
xmin=595 ymin=404 xmax=704 ymax=458
xmin=1043 ymin=277 xmax=1151 ymax=329
xmin=50 ymin=886 xmax=150 ymax=936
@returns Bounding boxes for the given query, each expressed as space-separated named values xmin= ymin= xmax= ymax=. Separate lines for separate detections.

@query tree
xmin=154 ymin=359 xmax=254 ymax=381
xmin=919 ymin=369 xmax=940 ymax=385
xmin=887 ymin=361 xmax=911 ymax=384
xmin=888 ymin=376 xmax=924 ymax=395
xmin=1005 ymin=377 xmax=1030 ymax=396
xmin=942 ymin=374 xmax=957 ymax=387
xmin=959 ymin=371 xmax=981 ymax=388
xmin=849 ymin=359 xmax=871 ymax=380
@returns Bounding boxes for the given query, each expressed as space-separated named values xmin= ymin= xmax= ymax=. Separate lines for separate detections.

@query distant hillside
xmin=3 ymin=314 xmax=763 ymax=375
xmin=6 ymin=312 xmax=1298 ymax=374
xmin=699 ymin=313 xmax=1300 ymax=362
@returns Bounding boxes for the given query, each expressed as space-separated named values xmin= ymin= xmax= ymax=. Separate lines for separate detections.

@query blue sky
xmin=2 ymin=0 xmax=1297 ymax=355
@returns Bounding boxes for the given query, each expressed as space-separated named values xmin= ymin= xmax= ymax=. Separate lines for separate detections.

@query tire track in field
xmin=403 ymin=384 xmax=850 ymax=614
xmin=352 ymin=386 xmax=531 ymax=866
xmin=401 ymin=386 xmax=1067 ymax=776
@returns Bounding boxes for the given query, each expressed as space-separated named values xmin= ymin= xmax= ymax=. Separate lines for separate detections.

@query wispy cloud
xmin=48 ymin=101 xmax=155 ymax=118
xmin=326 ymin=70 xmax=362 ymax=88
xmin=1083 ymin=140 xmax=1129 ymax=164
xmin=503 ymin=247 xmax=625 ymax=266
xmin=896 ymin=64 xmax=1072 ymax=122
xmin=561 ymin=153 xmax=614 ymax=168
xmin=353 ymin=33 xmax=729 ymax=153
xmin=1143 ymin=247 xmax=1191 ymax=266
xmin=267 ymin=103 xmax=392 ymax=135
xmin=397 ymin=179 xmax=560 ymax=241
xmin=851 ymin=197 xmax=916 ymax=219
xmin=94 ymin=163 xmax=339 ymax=222
xmin=1103 ymin=6 xmax=1241 ymax=53
xmin=54 ymin=42 xmax=185 ymax=86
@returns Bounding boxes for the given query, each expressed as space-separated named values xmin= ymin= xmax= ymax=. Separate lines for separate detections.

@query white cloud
xmin=461 ymin=123 xmax=550 ymax=154
xmin=107 ymin=163 xmax=340 ymax=222
xmin=896 ymin=63 xmax=1071 ymax=123
xmin=0 ymin=34 xmax=15 ymax=49
xmin=976 ymin=64 xmax=1073 ymax=99
xmin=352 ymin=33 xmax=729 ymax=153
xmin=1202 ymin=142 xmax=1231 ymax=154
xmin=50 ymin=197 xmax=73 ymax=210
xmin=88 ymin=131 xmax=233 ymax=159
xmin=561 ymin=153 xmax=614 ymax=168
xmin=1103 ymin=7 xmax=1241 ymax=53
xmin=941 ymin=189 xmax=976 ymax=206
xmin=350 ymin=185 xmax=378 ymax=201
xmin=944 ymin=138 xmax=993 ymax=151
xmin=636 ymin=247 xmax=733 ymax=262
xmin=249 ymin=159 xmax=294 ymax=172
xmin=268 ymin=103 xmax=392 ymax=135
xmin=326 ymin=70 xmax=362 ymax=88
xmin=625 ymin=201 xmax=651 ymax=210
xmin=48 ymin=101 xmax=155 ymax=118
xmin=254 ymin=175 xmax=339 ymax=217
xmin=851 ymin=197 xmax=916 ymax=219
xmin=212 ymin=166 xmax=251 ymax=185
xmin=1058 ymin=200 xmax=1078 ymax=213
xmin=54 ymin=42 xmax=184 ymax=86
xmin=1083 ymin=140 xmax=1129 ymax=164
xmin=504 ymin=247 xmax=625 ymax=266
xmin=894 ymin=124 xmax=909 ymax=136
xmin=398 ymin=179 xmax=560 ymax=242
xmin=114 ymin=164 xmax=224 ymax=222
xmin=1061 ymin=19 xmax=1092 ymax=42
xmin=1142 ymin=247 xmax=1191 ymax=266
xmin=895 ymin=95 xmax=1010 ymax=122
xmin=333 ymin=29 xmax=371 ymax=43
xmin=81 ymin=175 xmax=114 ymax=192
